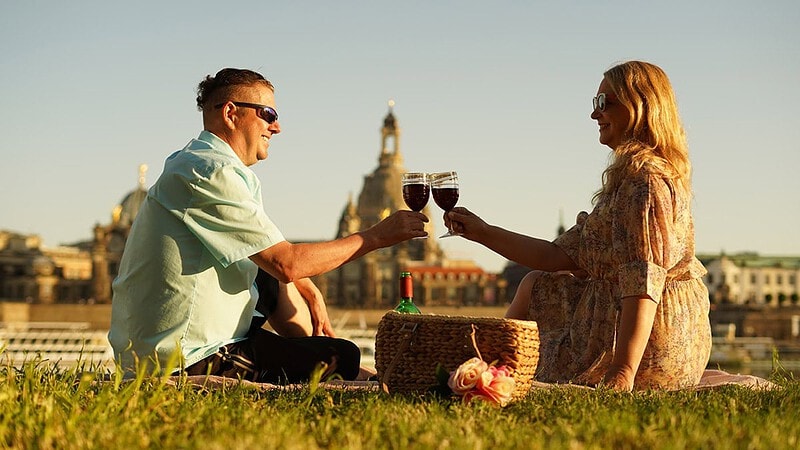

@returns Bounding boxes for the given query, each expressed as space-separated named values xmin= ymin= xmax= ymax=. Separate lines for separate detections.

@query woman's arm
xmin=250 ymin=210 xmax=427 ymax=283
xmin=446 ymin=207 xmax=578 ymax=272
xmin=603 ymin=295 xmax=658 ymax=391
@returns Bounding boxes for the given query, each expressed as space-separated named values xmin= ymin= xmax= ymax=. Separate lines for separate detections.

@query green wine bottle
xmin=394 ymin=271 xmax=421 ymax=314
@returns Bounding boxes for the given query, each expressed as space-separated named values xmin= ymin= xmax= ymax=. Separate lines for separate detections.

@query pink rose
xmin=447 ymin=357 xmax=488 ymax=395
xmin=462 ymin=390 xmax=495 ymax=405
xmin=475 ymin=365 xmax=516 ymax=407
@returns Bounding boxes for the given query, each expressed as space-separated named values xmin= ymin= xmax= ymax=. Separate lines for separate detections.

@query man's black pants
xmin=185 ymin=270 xmax=360 ymax=383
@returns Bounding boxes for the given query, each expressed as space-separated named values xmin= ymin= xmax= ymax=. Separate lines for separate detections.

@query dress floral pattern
xmin=528 ymin=171 xmax=711 ymax=390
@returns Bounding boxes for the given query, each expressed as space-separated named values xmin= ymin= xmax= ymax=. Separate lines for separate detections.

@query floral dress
xmin=528 ymin=171 xmax=711 ymax=390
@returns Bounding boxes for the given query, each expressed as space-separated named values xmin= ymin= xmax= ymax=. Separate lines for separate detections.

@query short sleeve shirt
xmin=108 ymin=131 xmax=285 ymax=373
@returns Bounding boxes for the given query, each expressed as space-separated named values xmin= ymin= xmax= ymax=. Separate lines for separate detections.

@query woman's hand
xmin=444 ymin=207 xmax=489 ymax=242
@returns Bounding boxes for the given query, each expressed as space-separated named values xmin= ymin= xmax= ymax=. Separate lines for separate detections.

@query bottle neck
xmin=400 ymin=275 xmax=413 ymax=299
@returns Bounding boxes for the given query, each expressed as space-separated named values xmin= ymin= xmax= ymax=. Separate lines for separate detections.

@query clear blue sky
xmin=1 ymin=1 xmax=798 ymax=273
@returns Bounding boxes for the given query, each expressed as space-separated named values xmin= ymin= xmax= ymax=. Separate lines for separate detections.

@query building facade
xmin=326 ymin=102 xmax=500 ymax=307
xmin=0 ymin=166 xmax=148 ymax=304
xmin=0 ymin=232 xmax=92 ymax=303
xmin=699 ymin=253 xmax=800 ymax=306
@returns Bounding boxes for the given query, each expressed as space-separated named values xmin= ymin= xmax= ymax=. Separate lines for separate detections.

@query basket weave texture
xmin=375 ymin=311 xmax=540 ymax=399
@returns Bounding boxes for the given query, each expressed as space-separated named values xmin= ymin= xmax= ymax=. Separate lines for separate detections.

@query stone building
xmin=0 ymin=231 xmax=92 ymax=303
xmin=0 ymin=166 xmax=148 ymax=304
xmin=326 ymin=102 xmax=500 ymax=307
xmin=699 ymin=252 xmax=800 ymax=306
xmin=87 ymin=165 xmax=149 ymax=303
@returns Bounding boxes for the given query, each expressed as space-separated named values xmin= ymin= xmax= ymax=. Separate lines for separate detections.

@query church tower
xmin=331 ymin=102 xmax=440 ymax=307
xmin=91 ymin=164 xmax=149 ymax=303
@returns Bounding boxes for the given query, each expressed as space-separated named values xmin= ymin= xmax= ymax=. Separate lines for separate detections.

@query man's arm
xmin=294 ymin=277 xmax=335 ymax=337
xmin=249 ymin=210 xmax=427 ymax=283
xmin=267 ymin=278 xmax=335 ymax=337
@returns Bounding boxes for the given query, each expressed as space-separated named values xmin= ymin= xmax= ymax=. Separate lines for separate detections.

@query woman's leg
xmin=505 ymin=271 xmax=538 ymax=319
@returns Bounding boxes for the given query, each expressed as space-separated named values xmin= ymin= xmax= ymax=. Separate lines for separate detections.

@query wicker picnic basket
xmin=375 ymin=311 xmax=540 ymax=399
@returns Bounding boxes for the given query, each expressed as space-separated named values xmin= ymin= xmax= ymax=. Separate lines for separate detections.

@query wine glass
xmin=402 ymin=172 xmax=430 ymax=240
xmin=430 ymin=171 xmax=460 ymax=238
xmin=402 ymin=172 xmax=430 ymax=212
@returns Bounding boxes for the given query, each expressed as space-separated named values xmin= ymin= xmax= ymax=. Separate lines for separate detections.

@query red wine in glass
xmin=431 ymin=171 xmax=460 ymax=238
xmin=403 ymin=183 xmax=430 ymax=212
xmin=401 ymin=172 xmax=430 ymax=239
xmin=432 ymin=187 xmax=458 ymax=211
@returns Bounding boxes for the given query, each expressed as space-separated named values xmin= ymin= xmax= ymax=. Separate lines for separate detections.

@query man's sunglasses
xmin=215 ymin=102 xmax=279 ymax=124
xmin=592 ymin=93 xmax=616 ymax=112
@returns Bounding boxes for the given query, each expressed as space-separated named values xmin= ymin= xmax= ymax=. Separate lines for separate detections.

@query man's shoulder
xmin=165 ymin=146 xmax=225 ymax=177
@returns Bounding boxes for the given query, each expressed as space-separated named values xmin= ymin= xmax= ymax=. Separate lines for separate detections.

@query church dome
xmin=112 ymin=164 xmax=149 ymax=228
xmin=115 ymin=187 xmax=147 ymax=227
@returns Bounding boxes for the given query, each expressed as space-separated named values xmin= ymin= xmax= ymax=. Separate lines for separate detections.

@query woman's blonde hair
xmin=593 ymin=61 xmax=691 ymax=204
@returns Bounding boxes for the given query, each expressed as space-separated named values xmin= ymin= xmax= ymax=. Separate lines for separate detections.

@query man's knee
xmin=331 ymin=338 xmax=361 ymax=380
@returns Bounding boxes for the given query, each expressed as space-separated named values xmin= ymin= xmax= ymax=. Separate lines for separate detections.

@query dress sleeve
xmin=612 ymin=174 xmax=677 ymax=304
xmin=554 ymin=211 xmax=588 ymax=265
xmin=183 ymin=164 xmax=285 ymax=267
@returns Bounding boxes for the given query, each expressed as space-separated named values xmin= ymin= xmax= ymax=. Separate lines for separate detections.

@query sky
xmin=1 ymin=1 xmax=798 ymax=273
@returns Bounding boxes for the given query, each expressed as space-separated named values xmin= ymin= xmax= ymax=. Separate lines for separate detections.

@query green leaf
xmin=435 ymin=363 xmax=451 ymax=388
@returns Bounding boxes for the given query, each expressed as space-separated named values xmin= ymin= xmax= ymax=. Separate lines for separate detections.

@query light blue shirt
xmin=108 ymin=131 xmax=285 ymax=374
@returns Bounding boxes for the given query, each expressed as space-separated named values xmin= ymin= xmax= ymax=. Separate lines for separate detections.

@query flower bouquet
xmin=435 ymin=357 xmax=516 ymax=407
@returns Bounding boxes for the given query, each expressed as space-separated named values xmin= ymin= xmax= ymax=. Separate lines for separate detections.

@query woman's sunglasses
xmin=215 ymin=102 xmax=279 ymax=124
xmin=592 ymin=93 xmax=616 ymax=112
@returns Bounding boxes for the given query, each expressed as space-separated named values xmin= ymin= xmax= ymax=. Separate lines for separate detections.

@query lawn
xmin=0 ymin=361 xmax=797 ymax=449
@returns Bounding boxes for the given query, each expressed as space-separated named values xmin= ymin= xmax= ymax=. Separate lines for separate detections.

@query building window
xmin=777 ymin=275 xmax=783 ymax=285
xmin=751 ymin=274 xmax=757 ymax=284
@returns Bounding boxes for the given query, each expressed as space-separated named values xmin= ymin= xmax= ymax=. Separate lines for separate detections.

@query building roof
xmin=698 ymin=253 xmax=800 ymax=269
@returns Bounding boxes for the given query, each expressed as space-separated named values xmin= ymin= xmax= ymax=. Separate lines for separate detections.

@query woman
xmin=446 ymin=61 xmax=711 ymax=391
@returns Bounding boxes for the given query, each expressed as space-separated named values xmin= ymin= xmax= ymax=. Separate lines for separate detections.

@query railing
xmin=0 ymin=322 xmax=113 ymax=369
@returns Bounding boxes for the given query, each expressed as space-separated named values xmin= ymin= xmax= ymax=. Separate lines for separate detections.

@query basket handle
xmin=467 ymin=324 xmax=483 ymax=361
xmin=379 ymin=322 xmax=418 ymax=394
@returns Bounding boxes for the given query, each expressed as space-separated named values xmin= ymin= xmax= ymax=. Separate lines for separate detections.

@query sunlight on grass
xmin=0 ymin=358 xmax=798 ymax=449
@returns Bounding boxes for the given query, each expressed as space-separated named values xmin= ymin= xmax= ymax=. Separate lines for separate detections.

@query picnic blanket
xmin=166 ymin=369 xmax=779 ymax=392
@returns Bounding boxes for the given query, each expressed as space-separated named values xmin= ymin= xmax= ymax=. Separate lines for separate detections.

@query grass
xmin=0 ymin=361 xmax=798 ymax=449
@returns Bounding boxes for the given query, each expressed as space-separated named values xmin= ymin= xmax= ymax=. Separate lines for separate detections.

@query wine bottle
xmin=394 ymin=271 xmax=421 ymax=314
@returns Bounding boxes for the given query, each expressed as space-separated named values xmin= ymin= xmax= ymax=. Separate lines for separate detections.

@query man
xmin=108 ymin=68 xmax=427 ymax=382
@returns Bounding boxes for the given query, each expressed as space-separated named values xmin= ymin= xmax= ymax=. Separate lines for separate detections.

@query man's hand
xmin=294 ymin=277 xmax=336 ymax=337
xmin=366 ymin=210 xmax=429 ymax=244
